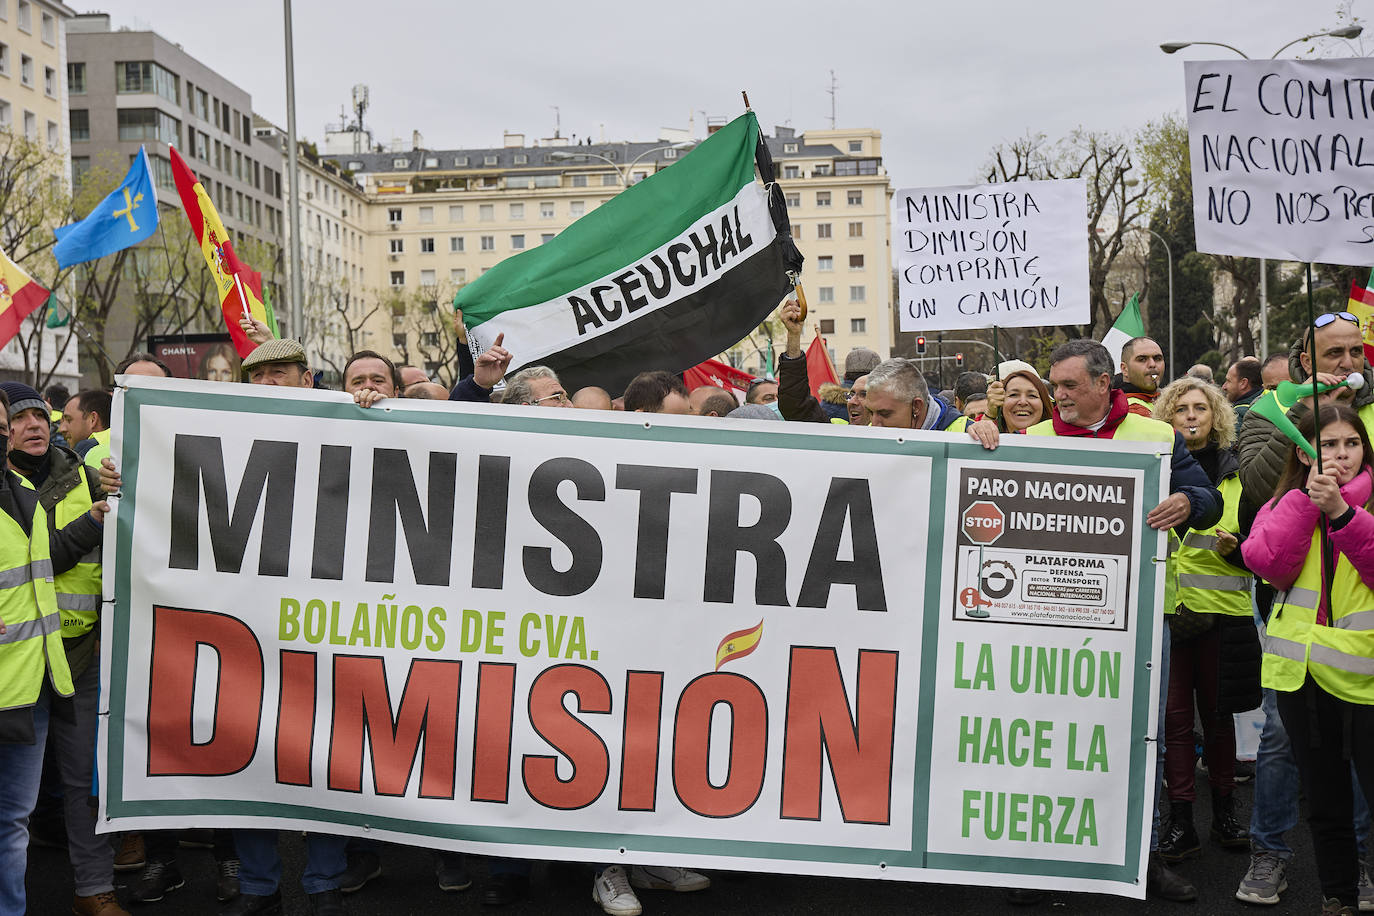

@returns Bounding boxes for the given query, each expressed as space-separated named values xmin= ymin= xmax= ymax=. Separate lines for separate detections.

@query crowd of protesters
xmin=2 ymin=302 xmax=1372 ymax=916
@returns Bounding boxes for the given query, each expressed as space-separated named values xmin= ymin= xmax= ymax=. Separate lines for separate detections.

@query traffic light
xmin=955 ymin=352 xmax=965 ymax=368
xmin=916 ymin=335 xmax=927 ymax=355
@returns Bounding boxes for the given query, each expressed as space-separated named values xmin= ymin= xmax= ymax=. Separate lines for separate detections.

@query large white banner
xmin=99 ymin=378 xmax=1166 ymax=898
xmin=1185 ymin=58 xmax=1374 ymax=265
xmin=895 ymin=178 xmax=1089 ymax=332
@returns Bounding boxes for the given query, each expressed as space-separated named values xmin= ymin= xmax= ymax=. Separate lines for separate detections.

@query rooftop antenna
xmin=550 ymin=105 xmax=561 ymax=138
xmin=827 ymin=70 xmax=838 ymax=128
xmin=351 ymin=83 xmax=370 ymax=154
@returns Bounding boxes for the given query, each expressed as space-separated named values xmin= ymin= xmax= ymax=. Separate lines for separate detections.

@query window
xmin=602 ymin=173 xmax=618 ymax=186
xmin=0 ymin=44 xmax=9 ymax=77
xmin=417 ymin=206 xmax=433 ymax=224
xmin=817 ymin=286 xmax=834 ymax=303
xmin=511 ymin=234 xmax=525 ymax=250
xmin=514 ymin=153 xmax=527 ymax=165
xmin=20 ymin=54 xmax=31 ymax=87
xmin=241 ymin=114 xmax=250 ymax=141
xmin=784 ymin=142 xmax=798 ymax=153
xmin=818 ymin=318 xmax=835 ymax=334
xmin=45 ymin=119 xmax=56 ymax=148
xmin=848 ymin=222 xmax=864 ymax=238
xmin=69 ymin=109 xmax=88 ymax=142
xmin=389 ymin=238 xmax=403 ymax=254
xmin=390 ymin=270 xmax=405 ymax=286
xmin=785 ymin=193 xmax=800 ymax=208
xmin=816 ymin=191 xmax=831 ymax=208
xmin=423 ymin=156 xmax=439 ymax=168
xmin=664 ymin=148 xmax=678 ymax=159
xmin=509 ymin=202 xmax=524 ymax=219
xmin=16 ymin=0 xmax=27 ymax=31
xmin=0 ymin=101 xmax=10 ymax=129
xmin=195 ymin=88 xmax=208 ymax=120
xmin=783 ymin=165 xmax=800 ymax=179
xmin=387 ymin=207 xmax=402 ymax=223
xmin=850 ymin=317 xmax=867 ymax=333
xmin=454 ymin=156 xmax=468 ymax=167
xmin=450 ymin=268 xmax=467 ymax=283
xmin=480 ymin=235 xmax=494 ymax=251
xmin=391 ymin=157 xmax=408 ymax=168
xmin=43 ymin=66 xmax=55 ymax=97
xmin=448 ymin=205 xmax=463 ymax=221
xmin=570 ymin=200 xmax=585 ymax=217
xmin=0 ymin=1 xmax=7 ymax=21
xmin=420 ymin=237 xmax=435 ymax=253
xmin=148 ymin=154 xmax=175 ymax=191
xmin=479 ymin=204 xmax=493 ymax=221
xmin=420 ymin=269 xmax=436 ymax=286
xmin=116 ymin=61 xmax=179 ymax=103
xmin=541 ymin=233 xmax=554 ymax=244
xmin=117 ymin=109 xmax=180 ymax=145
xmin=790 ymin=225 xmax=801 ymax=240
xmin=571 ymin=174 xmax=588 ymax=188
xmin=814 ymin=163 xmax=831 ymax=176
xmin=849 ymin=285 xmax=866 ymax=302
xmin=847 ymin=190 xmax=863 ymax=206
xmin=449 ymin=236 xmax=464 ymax=253
xmin=72 ymin=155 xmax=89 ymax=182
xmin=40 ymin=11 xmax=52 ymax=44
xmin=817 ymin=255 xmax=833 ymax=272
xmin=849 ymin=254 xmax=865 ymax=270
xmin=539 ymin=201 xmax=555 ymax=219
xmin=816 ymin=223 xmax=832 ymax=239
xmin=848 ymin=140 xmax=863 ymax=153
xmin=22 ymin=110 xmax=34 ymax=140
xmin=834 ymin=159 xmax=879 ymax=176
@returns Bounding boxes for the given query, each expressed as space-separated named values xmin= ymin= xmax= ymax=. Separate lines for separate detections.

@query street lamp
xmin=1157 ymin=25 xmax=1364 ymax=359
xmin=548 ymin=142 xmax=694 ymax=187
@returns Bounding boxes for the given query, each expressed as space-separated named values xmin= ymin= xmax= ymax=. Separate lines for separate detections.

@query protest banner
xmin=1184 ymin=58 xmax=1374 ymax=265
xmin=895 ymin=178 xmax=1089 ymax=332
xmin=99 ymin=377 xmax=1166 ymax=898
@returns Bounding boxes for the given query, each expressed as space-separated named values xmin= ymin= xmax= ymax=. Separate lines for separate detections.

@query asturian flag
xmin=53 ymin=146 xmax=159 ymax=269
xmin=456 ymin=112 xmax=803 ymax=394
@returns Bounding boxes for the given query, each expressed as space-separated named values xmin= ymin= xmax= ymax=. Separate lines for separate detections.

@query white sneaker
xmin=629 ymin=864 xmax=711 ymax=893
xmin=593 ymin=865 xmax=642 ymax=916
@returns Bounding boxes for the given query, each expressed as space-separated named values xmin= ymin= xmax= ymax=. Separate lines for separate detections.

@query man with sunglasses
xmin=1234 ymin=310 xmax=1374 ymax=908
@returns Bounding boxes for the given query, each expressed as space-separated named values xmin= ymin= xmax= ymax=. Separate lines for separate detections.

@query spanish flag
xmin=0 ymin=248 xmax=50 ymax=349
xmin=714 ymin=620 xmax=764 ymax=671
xmin=168 ymin=146 xmax=270 ymax=357
xmin=1349 ymin=281 xmax=1374 ymax=366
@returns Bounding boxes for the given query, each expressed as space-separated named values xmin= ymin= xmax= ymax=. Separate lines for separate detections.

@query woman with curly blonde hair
xmin=1152 ymin=377 xmax=1258 ymax=862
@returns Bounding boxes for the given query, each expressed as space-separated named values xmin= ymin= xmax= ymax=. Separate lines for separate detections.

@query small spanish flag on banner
xmin=0 ymin=248 xmax=50 ymax=349
xmin=1348 ymin=281 xmax=1374 ymax=366
xmin=714 ymin=620 xmax=764 ymax=671
xmin=168 ymin=145 xmax=271 ymax=358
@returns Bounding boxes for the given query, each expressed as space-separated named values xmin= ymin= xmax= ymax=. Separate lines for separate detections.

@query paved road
xmin=23 ymin=778 xmax=1332 ymax=916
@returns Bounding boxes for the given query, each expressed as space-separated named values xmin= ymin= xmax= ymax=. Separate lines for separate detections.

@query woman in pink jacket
xmin=1243 ymin=403 xmax=1374 ymax=916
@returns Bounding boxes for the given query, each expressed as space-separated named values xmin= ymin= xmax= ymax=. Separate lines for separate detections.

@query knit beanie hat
xmin=0 ymin=381 xmax=47 ymax=417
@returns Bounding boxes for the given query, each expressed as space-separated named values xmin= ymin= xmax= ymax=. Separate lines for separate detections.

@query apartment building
xmin=336 ymin=122 xmax=894 ymax=380
xmin=66 ymin=13 xmax=285 ymax=367
xmin=0 ymin=0 xmax=79 ymax=388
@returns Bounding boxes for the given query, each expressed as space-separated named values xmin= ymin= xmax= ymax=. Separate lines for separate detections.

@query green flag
xmin=1101 ymin=293 xmax=1144 ymax=368
xmin=45 ymin=297 xmax=68 ymax=329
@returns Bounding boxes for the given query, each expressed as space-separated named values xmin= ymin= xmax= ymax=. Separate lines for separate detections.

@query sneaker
xmin=435 ymin=852 xmax=471 ymax=892
xmin=1359 ymin=860 xmax=1373 ymax=912
xmin=113 ymin=834 xmax=145 ymax=872
xmin=338 ymin=849 xmax=381 ymax=894
xmin=217 ymin=857 xmax=241 ymax=902
xmin=131 ymin=859 xmax=186 ymax=903
xmin=629 ymin=864 xmax=710 ymax=893
xmin=593 ymin=866 xmax=643 ymax=916
xmin=1235 ymin=849 xmax=1288 ymax=905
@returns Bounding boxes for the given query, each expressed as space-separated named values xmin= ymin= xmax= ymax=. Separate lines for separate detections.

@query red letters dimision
xmin=672 ymin=672 xmax=768 ymax=818
xmin=522 ymin=665 xmax=611 ymax=810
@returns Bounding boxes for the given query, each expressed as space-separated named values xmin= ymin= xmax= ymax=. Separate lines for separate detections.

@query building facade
xmin=0 ymin=0 xmax=80 ymax=389
xmin=66 ymin=13 xmax=284 ymax=377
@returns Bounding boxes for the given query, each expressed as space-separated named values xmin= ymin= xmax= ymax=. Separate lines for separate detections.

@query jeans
xmin=50 ymin=660 xmax=113 ymax=896
xmin=1250 ymin=686 xmax=1371 ymax=857
xmin=233 ymin=830 xmax=347 ymax=896
xmin=1151 ymin=622 xmax=1170 ymax=851
xmin=0 ymin=691 xmax=50 ymax=916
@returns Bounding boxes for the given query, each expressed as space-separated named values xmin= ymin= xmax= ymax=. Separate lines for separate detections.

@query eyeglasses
xmin=530 ymin=391 xmax=570 ymax=405
xmin=1314 ymin=312 xmax=1359 ymax=329
xmin=845 ymin=389 xmax=867 ymax=399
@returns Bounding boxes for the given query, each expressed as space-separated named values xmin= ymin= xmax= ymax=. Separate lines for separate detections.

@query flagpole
xmin=1306 ymin=262 xmax=1322 ymax=478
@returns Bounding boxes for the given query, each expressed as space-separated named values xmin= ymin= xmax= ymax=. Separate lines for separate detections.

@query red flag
xmin=1348 ymin=281 xmax=1374 ymax=367
xmin=805 ymin=335 xmax=839 ymax=399
xmin=168 ymin=146 xmax=269 ymax=357
xmin=683 ymin=358 xmax=757 ymax=401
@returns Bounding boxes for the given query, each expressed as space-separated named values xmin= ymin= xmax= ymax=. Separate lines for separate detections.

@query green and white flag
xmin=1101 ymin=293 xmax=1144 ymax=370
xmin=455 ymin=112 xmax=802 ymax=394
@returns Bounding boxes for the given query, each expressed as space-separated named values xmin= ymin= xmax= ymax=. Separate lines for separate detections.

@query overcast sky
xmin=94 ymin=0 xmax=1363 ymax=189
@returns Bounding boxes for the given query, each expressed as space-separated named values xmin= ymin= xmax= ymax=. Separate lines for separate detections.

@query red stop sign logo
xmin=962 ymin=500 xmax=1005 ymax=545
